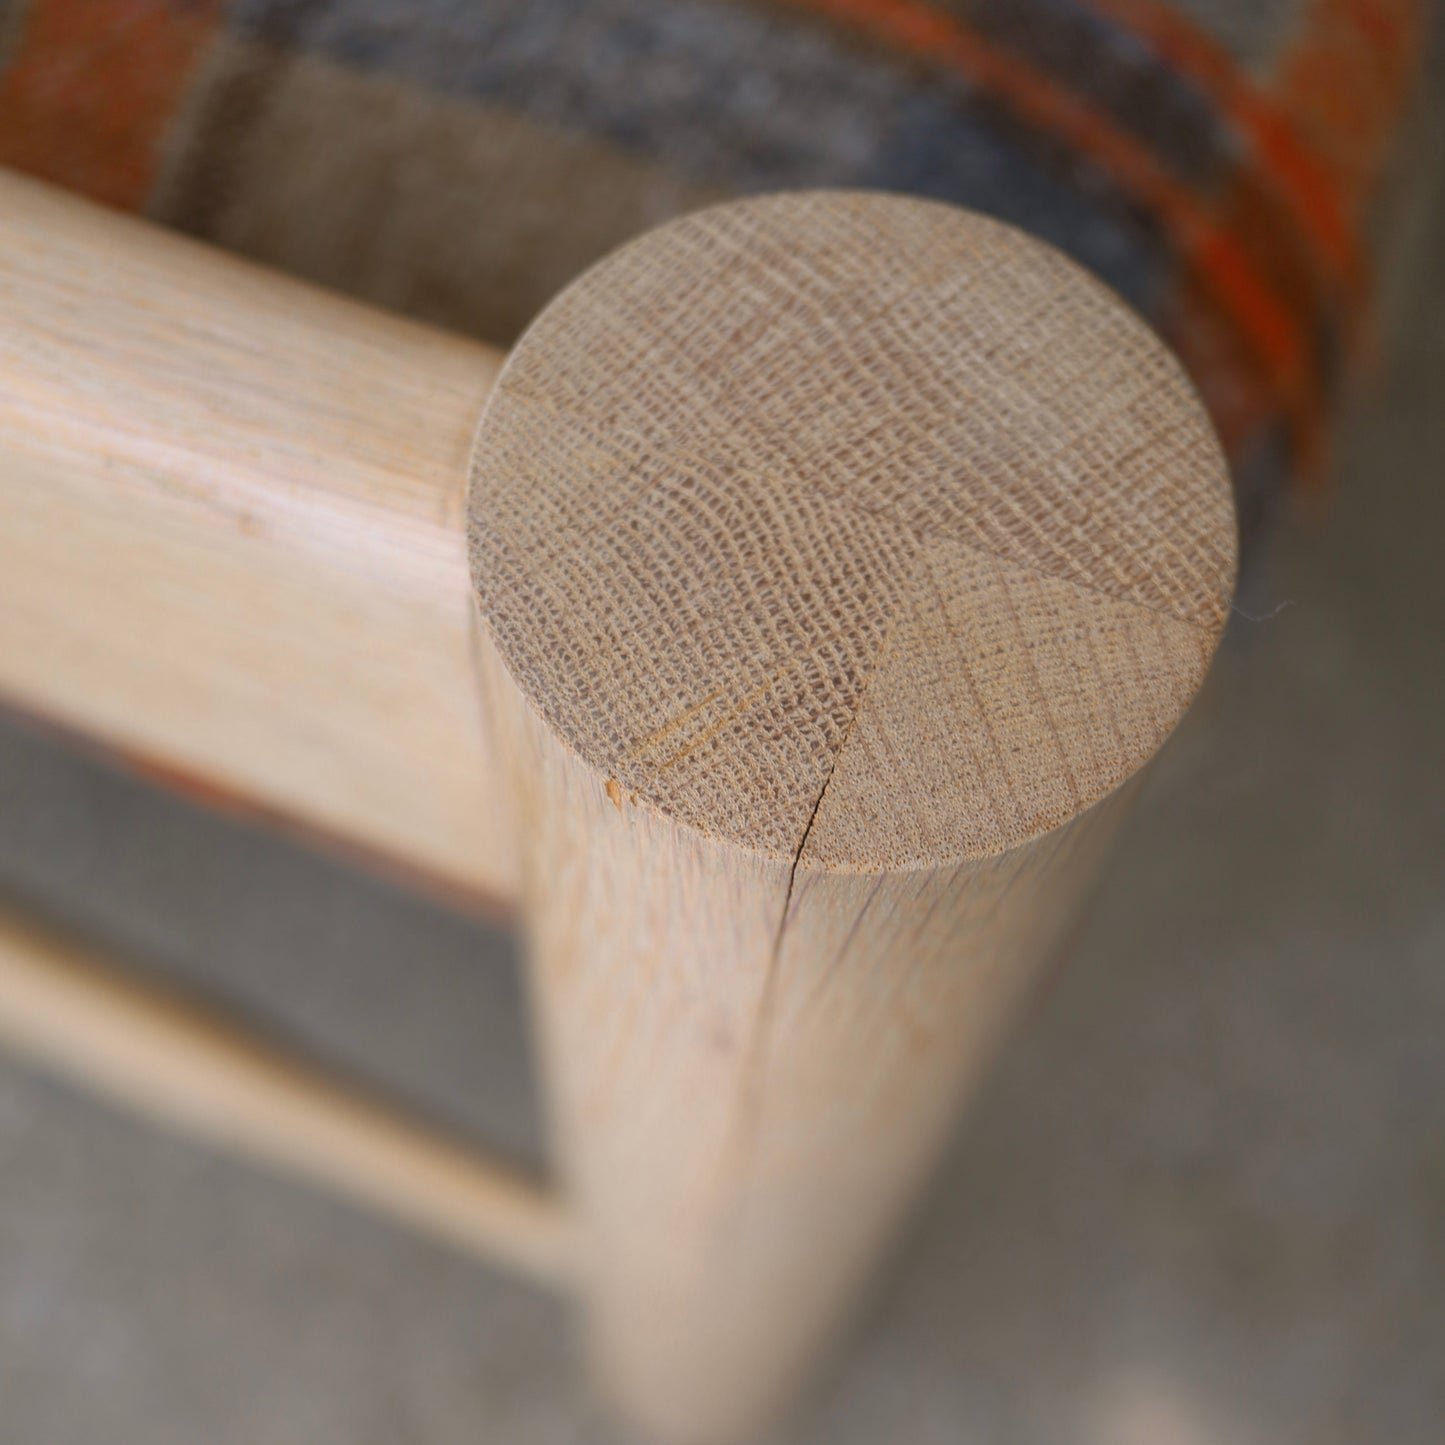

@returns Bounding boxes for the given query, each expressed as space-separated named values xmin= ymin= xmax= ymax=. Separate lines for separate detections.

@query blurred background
xmin=1 ymin=1 xmax=1442 ymax=1441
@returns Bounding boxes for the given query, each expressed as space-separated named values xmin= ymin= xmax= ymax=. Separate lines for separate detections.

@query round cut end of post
xmin=468 ymin=191 xmax=1236 ymax=871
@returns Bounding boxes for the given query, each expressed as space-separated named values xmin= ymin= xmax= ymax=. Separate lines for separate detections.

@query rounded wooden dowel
xmin=0 ymin=906 xmax=572 ymax=1287
xmin=0 ymin=170 xmax=511 ymax=910
xmin=468 ymin=191 xmax=1236 ymax=1443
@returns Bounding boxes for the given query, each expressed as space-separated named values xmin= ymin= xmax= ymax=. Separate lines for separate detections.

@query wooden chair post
xmin=0 ymin=169 xmax=1235 ymax=1444
xmin=468 ymin=193 xmax=1237 ymax=1441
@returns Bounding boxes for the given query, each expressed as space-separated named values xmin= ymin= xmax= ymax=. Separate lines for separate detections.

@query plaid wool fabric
xmin=0 ymin=0 xmax=1431 ymax=541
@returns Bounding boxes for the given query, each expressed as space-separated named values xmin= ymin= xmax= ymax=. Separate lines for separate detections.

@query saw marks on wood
xmin=469 ymin=190 xmax=1236 ymax=870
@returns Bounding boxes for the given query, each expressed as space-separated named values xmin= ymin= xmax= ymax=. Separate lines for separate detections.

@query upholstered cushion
xmin=0 ymin=0 xmax=1430 ymax=541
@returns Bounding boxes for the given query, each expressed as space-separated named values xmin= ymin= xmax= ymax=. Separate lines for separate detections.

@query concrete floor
xmin=1 ymin=128 xmax=1442 ymax=1445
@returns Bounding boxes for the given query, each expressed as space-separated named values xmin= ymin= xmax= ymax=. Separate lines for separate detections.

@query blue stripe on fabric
xmin=233 ymin=0 xmax=1168 ymax=310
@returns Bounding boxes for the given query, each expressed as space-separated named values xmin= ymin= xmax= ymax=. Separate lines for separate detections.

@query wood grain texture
xmin=469 ymin=192 xmax=1237 ymax=1441
xmin=0 ymin=170 xmax=515 ymax=907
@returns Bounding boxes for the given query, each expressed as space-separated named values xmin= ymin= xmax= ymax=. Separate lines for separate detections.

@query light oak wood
xmin=0 ymin=902 xmax=572 ymax=1284
xmin=469 ymin=192 xmax=1237 ymax=1442
xmin=0 ymin=170 xmax=514 ymax=910
xmin=0 ymin=171 xmax=1237 ymax=1440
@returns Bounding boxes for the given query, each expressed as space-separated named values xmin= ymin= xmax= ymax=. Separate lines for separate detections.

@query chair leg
xmin=480 ymin=639 xmax=1140 ymax=1439
xmin=468 ymin=191 xmax=1236 ymax=1440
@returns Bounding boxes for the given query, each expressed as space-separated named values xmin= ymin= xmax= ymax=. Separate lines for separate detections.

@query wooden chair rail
xmin=0 ymin=168 xmax=563 ymax=1305
xmin=0 ymin=901 xmax=571 ymax=1287
xmin=0 ymin=170 xmax=518 ymax=913
xmin=0 ymin=169 xmax=1237 ymax=1444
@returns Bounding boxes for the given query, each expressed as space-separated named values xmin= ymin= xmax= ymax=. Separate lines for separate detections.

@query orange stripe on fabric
xmin=0 ymin=0 xmax=226 ymax=211
xmin=783 ymin=0 xmax=1322 ymax=462
xmin=1270 ymin=0 xmax=1426 ymax=483
xmin=1275 ymin=0 xmax=1425 ymax=219
xmin=1088 ymin=0 xmax=1365 ymax=305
